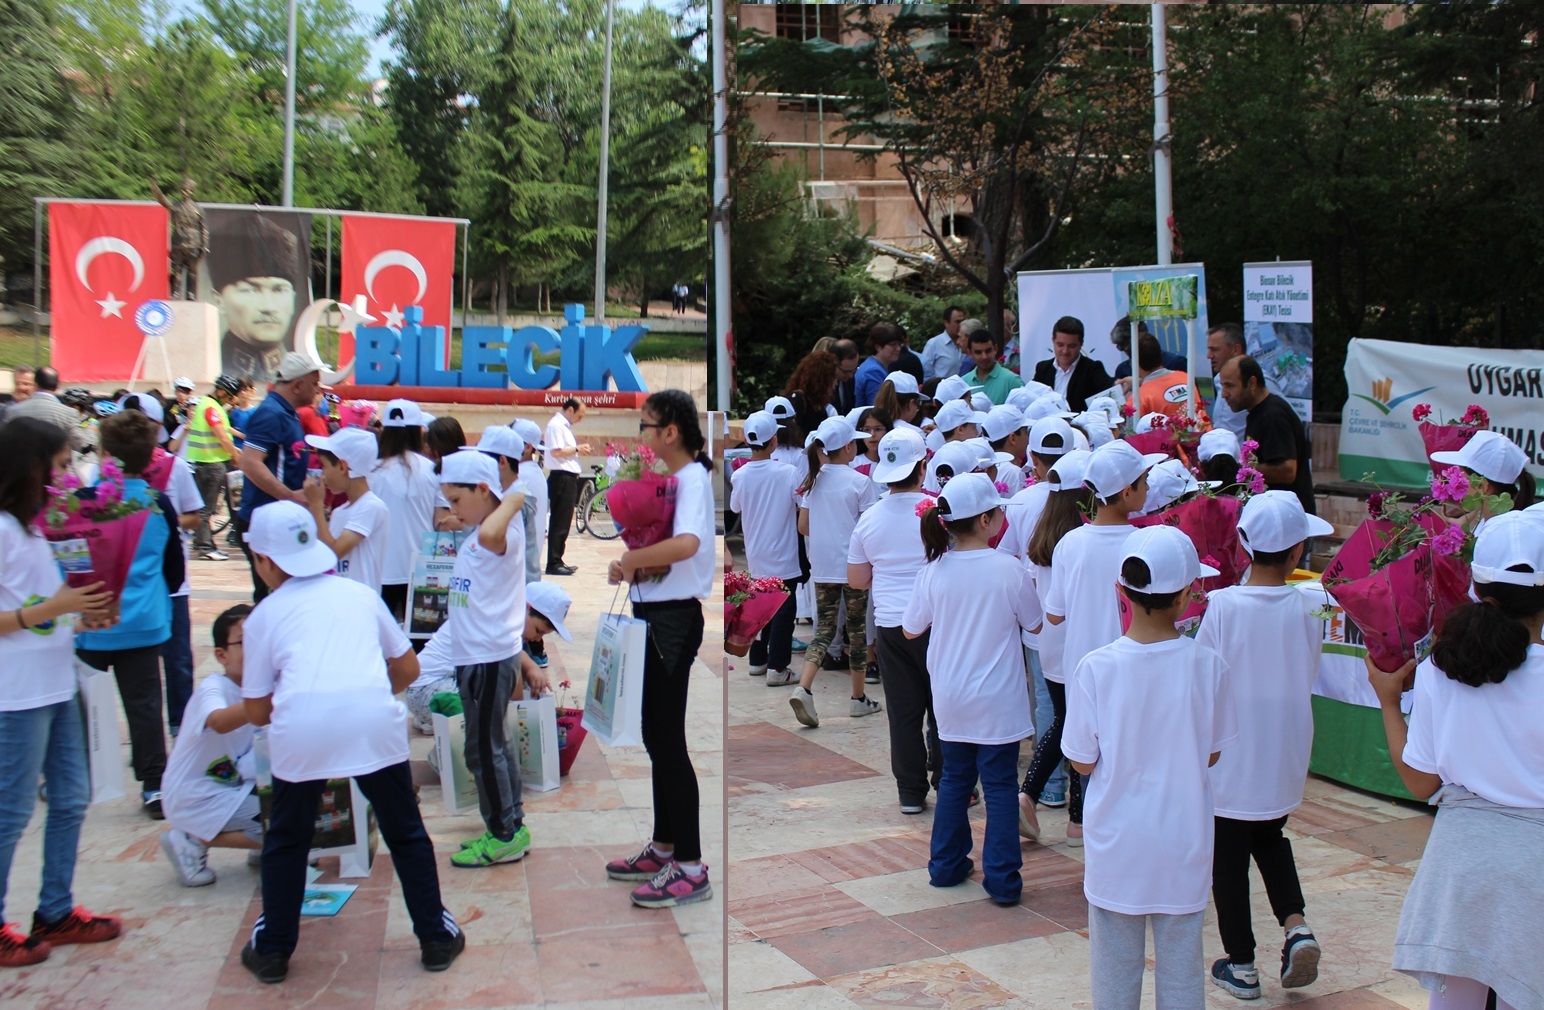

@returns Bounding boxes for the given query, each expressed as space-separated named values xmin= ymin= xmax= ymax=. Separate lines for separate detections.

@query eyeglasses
xmin=861 ymin=425 xmax=886 ymax=434
xmin=639 ymin=422 xmax=665 ymax=432
xmin=226 ymin=639 xmax=243 ymax=647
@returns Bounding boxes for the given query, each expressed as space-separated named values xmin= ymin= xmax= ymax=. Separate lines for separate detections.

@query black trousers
xmin=1212 ymin=814 xmax=1306 ymax=965
xmin=254 ymin=762 xmax=457 ymax=957
xmin=875 ymin=625 xmax=941 ymax=806
xmin=191 ymin=461 xmax=228 ymax=552
xmin=634 ymin=599 xmax=704 ymax=863
xmin=233 ymin=514 xmax=269 ymax=603
xmin=546 ymin=470 xmax=580 ymax=568
xmin=1021 ymin=679 xmax=1084 ymax=824
xmin=747 ymin=588 xmax=798 ymax=672
xmin=76 ymin=645 xmax=166 ymax=792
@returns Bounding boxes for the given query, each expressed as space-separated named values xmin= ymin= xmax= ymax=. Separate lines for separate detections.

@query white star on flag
xmin=382 ymin=303 xmax=406 ymax=330
xmin=96 ymin=292 xmax=127 ymax=318
xmin=337 ymin=301 xmax=376 ymax=334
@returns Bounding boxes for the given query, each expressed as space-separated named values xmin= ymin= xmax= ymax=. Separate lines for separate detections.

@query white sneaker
xmin=789 ymin=686 xmax=820 ymax=727
xmin=201 ymin=550 xmax=229 ymax=562
xmin=849 ymin=695 xmax=882 ymax=718
xmin=748 ymin=664 xmax=768 ymax=677
xmin=160 ymin=829 xmax=215 ymax=887
xmin=765 ymin=668 xmax=796 ymax=686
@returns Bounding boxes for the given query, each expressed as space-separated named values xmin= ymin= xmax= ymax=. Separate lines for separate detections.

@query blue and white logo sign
xmin=135 ymin=299 xmax=174 ymax=337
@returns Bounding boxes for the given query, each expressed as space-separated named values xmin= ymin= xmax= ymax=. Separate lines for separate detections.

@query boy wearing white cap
xmin=983 ymin=406 xmax=1029 ymax=495
xmin=303 ymin=426 xmax=390 ymax=594
xmin=730 ymin=412 xmax=803 ymax=682
xmin=512 ymin=418 xmax=550 ymax=585
xmin=438 ymin=449 xmax=531 ymax=869
xmin=1198 ymin=490 xmax=1333 ymax=999
xmin=1062 ymin=525 xmax=1238 ymax=1010
xmin=239 ymin=501 xmax=462 ymax=983
xmin=1198 ymin=428 xmax=1242 ymax=486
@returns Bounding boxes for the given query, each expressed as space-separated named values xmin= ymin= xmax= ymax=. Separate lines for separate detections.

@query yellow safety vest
xmin=185 ymin=395 xmax=231 ymax=463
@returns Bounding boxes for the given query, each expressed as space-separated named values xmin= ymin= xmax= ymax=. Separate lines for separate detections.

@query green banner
xmin=1126 ymin=274 xmax=1199 ymax=321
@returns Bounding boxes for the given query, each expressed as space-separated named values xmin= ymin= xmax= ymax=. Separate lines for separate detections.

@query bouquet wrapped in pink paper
xmin=1412 ymin=403 xmax=1488 ymax=480
xmin=35 ymin=458 xmax=159 ymax=620
xmin=603 ymin=443 xmax=678 ymax=551
xmin=1132 ymin=493 xmax=1249 ymax=586
xmin=1123 ymin=430 xmax=1179 ymax=462
xmin=724 ymin=571 xmax=790 ymax=657
xmin=338 ymin=400 xmax=378 ymax=430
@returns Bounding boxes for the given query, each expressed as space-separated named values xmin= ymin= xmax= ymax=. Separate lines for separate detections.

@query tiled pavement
xmin=2 ymin=527 xmax=724 ymax=1010
xmin=726 ymin=634 xmax=1435 ymax=1010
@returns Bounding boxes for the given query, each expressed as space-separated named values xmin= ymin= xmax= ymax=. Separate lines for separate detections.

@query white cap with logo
xmin=304 ymin=426 xmax=379 ymax=479
xmin=1119 ymin=525 xmax=1221 ymax=594
xmin=244 ymin=500 xmax=337 ymax=577
xmin=871 ymin=427 xmax=928 ymax=483
xmin=1236 ymin=489 xmax=1335 ymax=556
xmin=439 ymin=449 xmax=505 ymax=500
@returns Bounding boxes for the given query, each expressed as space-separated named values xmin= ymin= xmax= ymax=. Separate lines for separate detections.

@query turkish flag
xmin=340 ymin=215 xmax=456 ymax=369
xmin=49 ymin=202 xmax=170 ymax=382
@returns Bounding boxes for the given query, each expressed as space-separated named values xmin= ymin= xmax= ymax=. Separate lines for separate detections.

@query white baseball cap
xmin=814 ymin=415 xmax=868 ymax=448
xmin=526 ymin=581 xmax=574 ymax=640
xmin=439 ymin=449 xmax=505 ymax=499
xmin=305 ymin=426 xmax=379 ymax=479
xmin=1236 ymin=490 xmax=1335 ymax=556
xmin=1086 ymin=396 xmax=1123 ymax=428
xmin=884 ymin=372 xmax=922 ymax=397
xmin=934 ymin=399 xmax=977 ymax=434
xmin=764 ymin=396 xmax=795 ymax=421
xmin=1070 ymin=427 xmax=1091 ymax=452
xmin=742 ymin=410 xmax=779 ymax=448
xmin=871 ymin=427 xmax=928 ymax=483
xmin=1024 ymin=392 xmax=1075 ymax=422
xmin=173 ymin=375 xmax=195 ymax=391
xmin=1198 ymin=429 xmax=1241 ymax=463
xmin=244 ymin=500 xmax=337 ymax=578
xmin=935 ymin=375 xmax=970 ymax=403
xmin=1084 ymin=440 xmax=1167 ymax=501
xmin=1470 ymin=511 xmax=1544 ymax=587
xmin=381 ymin=398 xmax=425 ymax=428
xmin=1134 ymin=412 xmax=1170 ymax=434
xmin=1029 ymin=416 xmax=1075 ymax=458
xmin=1139 ymin=459 xmax=1219 ymax=517
xmin=276 ymin=351 xmax=327 ymax=382
xmin=463 ymin=424 xmax=525 ymax=461
xmin=964 ymin=437 xmax=1013 ymax=471
xmin=930 ymin=441 xmax=982 ymax=486
xmin=936 ymin=472 xmax=1013 ymax=521
xmin=1046 ymin=449 xmax=1094 ymax=492
xmin=845 ymin=406 xmax=871 ymax=428
xmin=983 ymin=405 xmax=1028 ymax=443
xmin=117 ymin=391 xmax=168 ymax=441
xmin=511 ymin=417 xmax=546 ymax=451
xmin=969 ymin=392 xmax=993 ymax=413
xmin=1072 ymin=412 xmax=1114 ymax=449
xmin=1119 ymin=525 xmax=1220 ymax=595
xmin=1431 ymin=430 xmax=1528 ymax=486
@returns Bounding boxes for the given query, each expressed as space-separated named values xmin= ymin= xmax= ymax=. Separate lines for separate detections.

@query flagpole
xmin=594 ymin=0 xmax=615 ymax=324
xmin=711 ymin=0 xmax=731 ymax=412
xmin=281 ymin=0 xmax=298 ymax=207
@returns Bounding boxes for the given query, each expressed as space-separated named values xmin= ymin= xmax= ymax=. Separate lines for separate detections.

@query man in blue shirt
xmin=235 ymin=352 xmax=324 ymax=601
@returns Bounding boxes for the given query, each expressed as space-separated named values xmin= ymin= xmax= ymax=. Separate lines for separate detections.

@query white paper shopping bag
xmin=75 ymin=660 xmax=125 ymax=805
xmin=512 ymin=695 xmax=560 ymax=793
xmin=581 ymin=612 xmax=648 ymax=748
xmin=431 ymin=711 xmax=481 ymax=815
xmin=405 ymin=531 xmax=467 ymax=639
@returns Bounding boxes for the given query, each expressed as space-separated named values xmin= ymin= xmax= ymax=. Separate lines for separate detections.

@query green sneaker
xmin=459 ymin=834 xmax=485 ymax=851
xmin=451 ymin=826 xmax=531 ymax=868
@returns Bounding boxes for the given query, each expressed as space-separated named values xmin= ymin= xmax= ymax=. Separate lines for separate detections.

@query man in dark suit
xmin=1031 ymin=315 xmax=1114 ymax=412
xmin=831 ymin=339 xmax=860 ymax=415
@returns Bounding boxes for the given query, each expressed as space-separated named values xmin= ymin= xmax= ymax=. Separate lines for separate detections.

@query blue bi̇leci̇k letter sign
xmin=353 ymin=303 xmax=648 ymax=392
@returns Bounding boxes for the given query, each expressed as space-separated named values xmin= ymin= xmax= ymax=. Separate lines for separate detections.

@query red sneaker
xmin=0 ymin=923 xmax=50 ymax=968
xmin=605 ymin=844 xmax=675 ymax=882
xmin=629 ymin=863 xmax=712 ymax=908
xmin=29 ymin=906 xmax=122 ymax=947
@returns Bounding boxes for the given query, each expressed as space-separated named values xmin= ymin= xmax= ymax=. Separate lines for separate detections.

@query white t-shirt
xmin=242 ymin=574 xmax=413 ymax=781
xmin=1063 ymin=636 xmax=1239 ymax=915
xmin=167 ymin=456 xmax=203 ymax=597
xmin=410 ymin=622 xmax=456 ymax=689
xmin=328 ymin=490 xmax=391 ymax=593
xmin=370 ymin=452 xmax=439 ymax=586
xmin=1000 ymin=482 xmax=1051 ymax=648
xmin=519 ymin=459 xmax=549 ymax=553
xmin=799 ymin=464 xmax=878 ymax=584
xmin=0 ymin=513 xmax=76 ymax=711
xmin=769 ymin=444 xmax=809 ymax=487
xmin=1043 ymin=524 xmax=1134 ymax=684
xmin=902 ymin=550 xmax=1041 ymax=744
xmin=1404 ymin=646 xmax=1544 ymax=808
xmin=634 ymin=460 xmax=716 ymax=603
xmin=848 ymin=491 xmax=930 ymax=628
xmin=545 ymin=413 xmax=580 ymax=474
xmin=162 ymin=672 xmax=255 ymax=842
xmin=729 ymin=458 xmax=801 ymax=581
xmin=997 ymin=464 xmax=1025 ymax=497
xmin=1196 ymin=585 xmax=1322 ymax=820
xmin=446 ymin=509 xmax=526 ymax=666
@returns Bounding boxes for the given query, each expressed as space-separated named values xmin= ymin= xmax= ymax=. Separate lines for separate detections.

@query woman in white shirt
xmin=370 ymin=401 xmax=440 ymax=626
xmin=1368 ymin=512 xmax=1544 ymax=1010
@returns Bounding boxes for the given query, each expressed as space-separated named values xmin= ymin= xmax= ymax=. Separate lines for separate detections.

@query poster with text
xmin=1243 ymin=261 xmax=1314 ymax=424
xmin=196 ymin=208 xmax=313 ymax=383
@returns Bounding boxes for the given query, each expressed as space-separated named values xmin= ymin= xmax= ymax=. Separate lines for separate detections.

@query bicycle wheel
xmin=584 ymin=487 xmax=620 ymax=540
xmin=574 ymin=481 xmax=594 ymax=534
xmin=210 ymin=480 xmax=234 ymax=535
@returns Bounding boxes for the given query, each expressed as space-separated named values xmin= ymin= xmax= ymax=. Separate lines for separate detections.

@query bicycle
xmin=576 ymin=464 xmax=620 ymax=540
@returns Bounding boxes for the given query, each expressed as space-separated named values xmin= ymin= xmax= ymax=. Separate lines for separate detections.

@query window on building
xmin=774 ymin=3 xmax=840 ymax=43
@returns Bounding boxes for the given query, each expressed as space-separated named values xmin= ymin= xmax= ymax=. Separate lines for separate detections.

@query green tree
xmin=203 ymin=0 xmax=370 ymax=113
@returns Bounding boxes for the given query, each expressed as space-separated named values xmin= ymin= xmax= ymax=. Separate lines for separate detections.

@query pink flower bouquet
xmin=553 ymin=680 xmax=589 ymax=777
xmin=603 ymin=443 xmax=678 ymax=551
xmin=724 ymin=571 xmax=790 ymax=657
xmin=1412 ymin=403 xmax=1487 ymax=480
xmin=36 ymin=458 xmax=159 ymax=620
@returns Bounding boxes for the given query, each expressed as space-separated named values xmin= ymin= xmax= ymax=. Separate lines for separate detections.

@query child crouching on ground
xmin=239 ymin=501 xmax=463 ymax=985
xmin=1062 ymin=526 xmax=1237 ymax=1010
xmin=160 ymin=605 xmax=261 ymax=886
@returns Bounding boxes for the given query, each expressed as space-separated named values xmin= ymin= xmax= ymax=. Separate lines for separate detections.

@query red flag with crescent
xmin=48 ymin=202 xmax=170 ymax=381
xmin=340 ymin=215 xmax=456 ymax=368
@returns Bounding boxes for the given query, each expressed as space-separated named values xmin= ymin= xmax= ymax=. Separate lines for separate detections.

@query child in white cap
xmin=730 ymin=411 xmax=802 ymax=681
xmin=788 ymin=416 xmax=880 ymax=727
xmin=373 ymin=399 xmax=440 ymax=625
xmin=875 ymin=372 xmax=925 ymax=432
xmin=438 ymin=449 xmax=530 ymax=869
xmin=1430 ymin=429 xmax=1538 ymax=535
xmin=1197 ymin=428 xmax=1242 ymax=486
xmin=903 ymin=473 xmax=1040 ymax=905
xmin=983 ymin=405 xmax=1030 ymax=495
xmin=239 ymin=501 xmax=462 ymax=983
xmin=1199 ymin=490 xmax=1334 ymax=998
xmin=1062 ymin=525 xmax=1237 ymax=1010
xmin=303 ymin=426 xmax=389 ymax=593
xmin=511 ymin=418 xmax=550 ymax=585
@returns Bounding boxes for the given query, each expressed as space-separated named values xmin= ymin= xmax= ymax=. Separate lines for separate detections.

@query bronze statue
xmin=150 ymin=177 xmax=209 ymax=299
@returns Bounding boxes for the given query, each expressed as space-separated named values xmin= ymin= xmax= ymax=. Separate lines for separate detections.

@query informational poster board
xmin=1243 ymin=261 xmax=1314 ymax=423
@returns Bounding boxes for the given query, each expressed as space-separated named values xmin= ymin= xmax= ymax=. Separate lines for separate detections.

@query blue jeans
xmin=930 ymin=738 xmax=1022 ymax=904
xmin=1026 ymin=647 xmax=1066 ymax=796
xmin=161 ymin=595 xmax=193 ymax=732
xmin=0 ymin=699 xmax=91 ymax=923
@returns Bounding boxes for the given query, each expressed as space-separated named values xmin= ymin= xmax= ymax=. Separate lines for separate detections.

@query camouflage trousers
xmin=807 ymin=583 xmax=869 ymax=672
